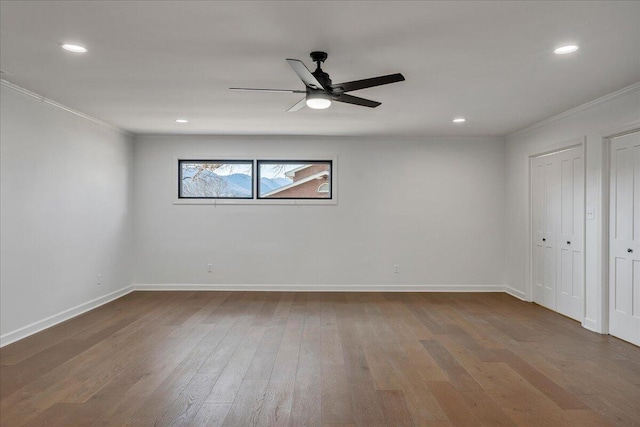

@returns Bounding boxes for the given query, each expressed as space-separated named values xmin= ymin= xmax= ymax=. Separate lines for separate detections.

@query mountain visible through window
xmin=179 ymin=160 xmax=253 ymax=198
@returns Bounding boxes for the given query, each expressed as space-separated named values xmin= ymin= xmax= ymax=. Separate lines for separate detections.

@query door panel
xmin=614 ymin=257 xmax=628 ymax=314
xmin=614 ymin=147 xmax=633 ymax=241
xmin=531 ymin=146 xmax=584 ymax=321
xmin=543 ymin=160 xmax=560 ymax=310
xmin=572 ymin=156 xmax=584 ymax=305
xmin=610 ymin=131 xmax=640 ymax=346
xmin=572 ymin=251 xmax=581 ymax=300
xmin=634 ymin=259 xmax=640 ymax=319
xmin=556 ymin=147 xmax=584 ymax=320
xmin=532 ymin=158 xmax=545 ymax=305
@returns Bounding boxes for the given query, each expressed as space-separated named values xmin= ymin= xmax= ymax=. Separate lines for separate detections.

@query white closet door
xmin=531 ymin=154 xmax=560 ymax=311
xmin=531 ymin=146 xmax=584 ymax=320
xmin=532 ymin=157 xmax=546 ymax=305
xmin=557 ymin=147 xmax=584 ymax=321
xmin=610 ymin=131 xmax=640 ymax=346
xmin=543 ymin=157 xmax=561 ymax=310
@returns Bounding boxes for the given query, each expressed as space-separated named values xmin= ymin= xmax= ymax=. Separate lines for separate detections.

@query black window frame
xmin=178 ymin=159 xmax=254 ymax=199
xmin=256 ymin=160 xmax=333 ymax=200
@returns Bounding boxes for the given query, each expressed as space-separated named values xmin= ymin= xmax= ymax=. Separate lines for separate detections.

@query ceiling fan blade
xmin=287 ymin=97 xmax=307 ymax=112
xmin=331 ymin=73 xmax=405 ymax=93
xmin=332 ymin=94 xmax=381 ymax=108
xmin=286 ymin=59 xmax=325 ymax=90
xmin=229 ymin=87 xmax=305 ymax=93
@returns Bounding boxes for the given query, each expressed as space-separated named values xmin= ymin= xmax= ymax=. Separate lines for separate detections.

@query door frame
xmin=601 ymin=121 xmax=640 ymax=335
xmin=527 ymin=137 xmax=586 ymax=321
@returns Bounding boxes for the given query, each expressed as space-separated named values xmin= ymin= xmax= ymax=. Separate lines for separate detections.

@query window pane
xmin=179 ymin=160 xmax=253 ymax=198
xmin=257 ymin=161 xmax=331 ymax=199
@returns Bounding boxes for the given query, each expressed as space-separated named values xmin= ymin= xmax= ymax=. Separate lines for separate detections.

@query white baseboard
xmin=0 ymin=283 xmax=521 ymax=348
xmin=133 ymin=283 xmax=506 ymax=292
xmin=0 ymin=285 xmax=134 ymax=348
xmin=505 ymin=285 xmax=527 ymax=301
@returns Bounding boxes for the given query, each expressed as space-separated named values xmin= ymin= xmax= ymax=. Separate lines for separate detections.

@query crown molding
xmin=1 ymin=79 xmax=130 ymax=136
xmin=507 ymin=81 xmax=640 ymax=139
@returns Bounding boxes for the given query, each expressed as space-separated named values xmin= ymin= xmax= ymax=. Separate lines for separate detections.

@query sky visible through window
xmin=259 ymin=164 xmax=303 ymax=179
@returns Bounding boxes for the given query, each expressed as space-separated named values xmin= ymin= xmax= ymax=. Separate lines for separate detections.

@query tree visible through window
xmin=179 ymin=160 xmax=253 ymax=198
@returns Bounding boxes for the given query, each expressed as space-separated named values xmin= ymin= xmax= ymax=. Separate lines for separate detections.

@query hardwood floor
xmin=1 ymin=291 xmax=639 ymax=426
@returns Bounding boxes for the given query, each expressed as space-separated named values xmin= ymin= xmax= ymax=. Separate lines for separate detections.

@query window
xmin=176 ymin=158 xmax=335 ymax=204
xmin=179 ymin=160 xmax=253 ymax=199
xmin=257 ymin=160 xmax=332 ymax=199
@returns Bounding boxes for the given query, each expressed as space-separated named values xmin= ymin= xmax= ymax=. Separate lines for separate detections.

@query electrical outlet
xmin=207 ymin=263 xmax=213 ymax=273
xmin=394 ymin=265 xmax=400 ymax=274
xmin=97 ymin=273 xmax=102 ymax=285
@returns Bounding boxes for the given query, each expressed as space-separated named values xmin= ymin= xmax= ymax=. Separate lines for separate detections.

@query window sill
xmin=173 ymin=198 xmax=337 ymax=206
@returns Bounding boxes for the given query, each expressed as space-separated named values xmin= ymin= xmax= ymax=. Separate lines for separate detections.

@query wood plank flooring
xmin=1 ymin=291 xmax=639 ymax=426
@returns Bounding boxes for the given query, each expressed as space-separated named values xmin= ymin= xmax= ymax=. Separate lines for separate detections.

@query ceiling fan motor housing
xmin=310 ymin=70 xmax=332 ymax=93
xmin=310 ymin=52 xmax=333 ymax=91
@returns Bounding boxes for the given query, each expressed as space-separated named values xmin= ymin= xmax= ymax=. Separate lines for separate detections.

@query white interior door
xmin=531 ymin=154 xmax=560 ymax=311
xmin=543 ymin=157 xmax=560 ymax=310
xmin=557 ymin=147 xmax=584 ymax=321
xmin=609 ymin=131 xmax=640 ymax=346
xmin=531 ymin=146 xmax=584 ymax=321
xmin=532 ymin=157 xmax=546 ymax=305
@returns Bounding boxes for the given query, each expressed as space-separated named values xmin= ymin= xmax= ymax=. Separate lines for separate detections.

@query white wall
xmin=505 ymin=83 xmax=640 ymax=333
xmin=0 ymin=85 xmax=134 ymax=343
xmin=132 ymin=135 xmax=505 ymax=289
xmin=3 ymin=78 xmax=636 ymax=346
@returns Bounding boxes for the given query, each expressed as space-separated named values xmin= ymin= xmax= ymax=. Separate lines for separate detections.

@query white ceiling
xmin=1 ymin=1 xmax=639 ymax=136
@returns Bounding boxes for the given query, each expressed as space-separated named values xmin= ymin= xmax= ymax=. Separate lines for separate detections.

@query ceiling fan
xmin=230 ymin=51 xmax=405 ymax=112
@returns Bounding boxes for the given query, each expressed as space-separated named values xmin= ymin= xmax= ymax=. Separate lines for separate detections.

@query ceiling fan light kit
xmin=230 ymin=51 xmax=405 ymax=112
xmin=306 ymin=91 xmax=332 ymax=109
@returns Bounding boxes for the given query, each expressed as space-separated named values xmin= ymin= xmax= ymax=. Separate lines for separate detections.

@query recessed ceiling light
xmin=175 ymin=119 xmax=189 ymax=123
xmin=61 ymin=44 xmax=87 ymax=53
xmin=453 ymin=118 xmax=466 ymax=123
xmin=554 ymin=45 xmax=579 ymax=55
